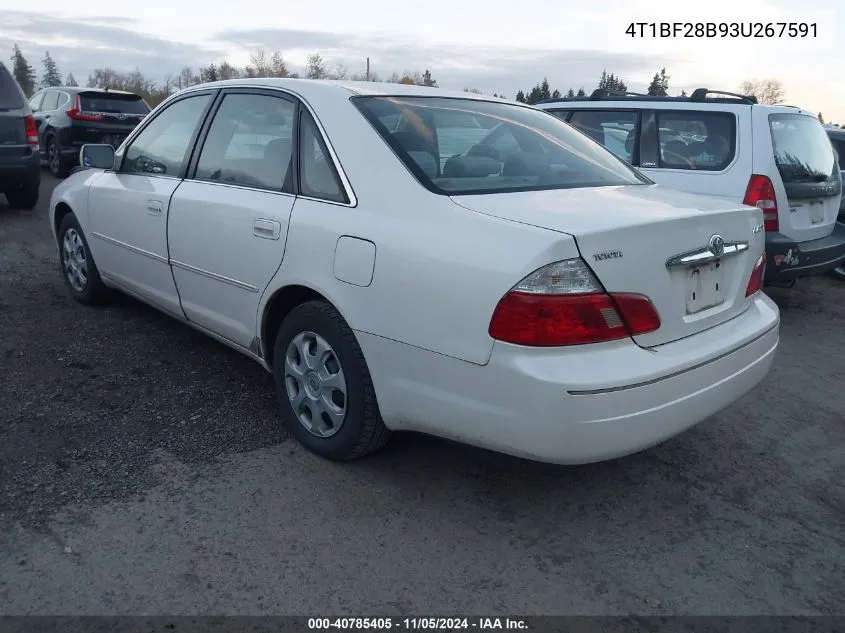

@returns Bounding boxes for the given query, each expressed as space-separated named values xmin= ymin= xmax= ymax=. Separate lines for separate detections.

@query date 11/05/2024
xmin=308 ymin=618 xmax=528 ymax=630
xmin=626 ymin=22 xmax=817 ymax=38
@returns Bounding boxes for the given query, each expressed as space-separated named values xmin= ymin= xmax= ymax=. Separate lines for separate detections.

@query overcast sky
xmin=1 ymin=0 xmax=842 ymax=121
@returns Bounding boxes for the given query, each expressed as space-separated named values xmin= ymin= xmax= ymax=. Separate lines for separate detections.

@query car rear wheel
xmin=58 ymin=213 xmax=110 ymax=305
xmin=4 ymin=178 xmax=39 ymax=210
xmin=47 ymin=137 xmax=71 ymax=178
xmin=272 ymin=300 xmax=391 ymax=461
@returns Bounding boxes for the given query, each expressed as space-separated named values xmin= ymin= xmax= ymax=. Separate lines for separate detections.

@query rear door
xmin=0 ymin=64 xmax=28 ymax=152
xmin=167 ymin=89 xmax=297 ymax=348
xmin=761 ymin=111 xmax=841 ymax=241
xmin=87 ymin=91 xmax=214 ymax=315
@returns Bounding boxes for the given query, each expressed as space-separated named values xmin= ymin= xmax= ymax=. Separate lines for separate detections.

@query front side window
xmin=194 ymin=93 xmax=295 ymax=192
xmin=656 ymin=111 xmax=736 ymax=171
xmin=353 ymin=96 xmax=649 ymax=196
xmin=298 ymin=110 xmax=348 ymax=203
xmin=568 ymin=110 xmax=639 ymax=164
xmin=770 ymin=113 xmax=837 ymax=183
xmin=122 ymin=94 xmax=210 ymax=176
xmin=27 ymin=92 xmax=44 ymax=112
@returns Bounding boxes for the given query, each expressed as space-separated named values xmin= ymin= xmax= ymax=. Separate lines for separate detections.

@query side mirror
xmin=79 ymin=144 xmax=116 ymax=170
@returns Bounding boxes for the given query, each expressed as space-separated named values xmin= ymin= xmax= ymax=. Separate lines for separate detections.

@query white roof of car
xmin=178 ymin=78 xmax=507 ymax=103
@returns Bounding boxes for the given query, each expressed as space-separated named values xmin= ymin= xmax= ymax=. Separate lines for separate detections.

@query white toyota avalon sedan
xmin=49 ymin=79 xmax=780 ymax=465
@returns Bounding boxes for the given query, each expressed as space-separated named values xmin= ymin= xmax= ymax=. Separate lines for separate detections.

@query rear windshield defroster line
xmin=352 ymin=95 xmax=651 ymax=196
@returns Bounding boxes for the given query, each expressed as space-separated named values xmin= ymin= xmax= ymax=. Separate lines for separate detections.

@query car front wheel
xmin=272 ymin=300 xmax=391 ymax=461
xmin=57 ymin=213 xmax=110 ymax=305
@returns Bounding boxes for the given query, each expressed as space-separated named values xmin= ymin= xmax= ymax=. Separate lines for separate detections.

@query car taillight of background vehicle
xmin=67 ymin=95 xmax=104 ymax=122
xmin=488 ymin=258 xmax=661 ymax=346
xmin=745 ymin=253 xmax=766 ymax=297
xmin=743 ymin=174 xmax=779 ymax=232
xmin=23 ymin=115 xmax=39 ymax=150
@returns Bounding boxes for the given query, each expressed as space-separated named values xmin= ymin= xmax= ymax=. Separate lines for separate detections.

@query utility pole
xmin=366 ymin=57 xmax=370 ymax=81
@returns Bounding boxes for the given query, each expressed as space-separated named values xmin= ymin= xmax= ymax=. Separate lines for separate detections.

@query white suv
xmin=536 ymin=89 xmax=845 ymax=286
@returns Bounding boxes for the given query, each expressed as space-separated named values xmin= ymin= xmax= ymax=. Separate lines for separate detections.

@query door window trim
xmin=652 ymin=108 xmax=738 ymax=172
xmin=115 ymin=89 xmax=219 ymax=179
xmin=185 ymin=87 xmax=299 ymax=197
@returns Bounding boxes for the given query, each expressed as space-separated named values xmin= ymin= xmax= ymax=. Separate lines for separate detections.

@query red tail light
xmin=488 ymin=259 xmax=661 ymax=347
xmin=745 ymin=253 xmax=766 ymax=297
xmin=67 ymin=95 xmax=104 ymax=122
xmin=743 ymin=174 xmax=779 ymax=232
xmin=23 ymin=115 xmax=39 ymax=149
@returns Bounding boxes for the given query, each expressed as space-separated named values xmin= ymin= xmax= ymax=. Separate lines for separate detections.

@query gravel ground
xmin=0 ymin=174 xmax=843 ymax=615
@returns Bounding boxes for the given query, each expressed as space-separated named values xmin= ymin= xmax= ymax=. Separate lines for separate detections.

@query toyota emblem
xmin=708 ymin=234 xmax=725 ymax=257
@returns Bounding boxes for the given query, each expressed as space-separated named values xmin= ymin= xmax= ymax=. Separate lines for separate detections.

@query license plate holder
xmin=685 ymin=261 xmax=725 ymax=315
xmin=809 ymin=200 xmax=824 ymax=225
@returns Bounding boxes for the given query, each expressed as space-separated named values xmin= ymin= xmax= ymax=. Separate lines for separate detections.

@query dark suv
xmin=28 ymin=85 xmax=150 ymax=177
xmin=0 ymin=62 xmax=40 ymax=209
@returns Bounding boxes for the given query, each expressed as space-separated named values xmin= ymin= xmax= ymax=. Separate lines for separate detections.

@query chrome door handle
xmin=146 ymin=200 xmax=163 ymax=216
xmin=253 ymin=219 xmax=281 ymax=240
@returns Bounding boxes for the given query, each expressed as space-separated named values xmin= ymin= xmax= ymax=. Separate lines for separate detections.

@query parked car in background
xmin=0 ymin=61 xmax=40 ymax=209
xmin=50 ymin=79 xmax=779 ymax=465
xmin=28 ymin=86 xmax=150 ymax=178
xmin=825 ymin=126 xmax=845 ymax=280
xmin=536 ymin=89 xmax=845 ymax=288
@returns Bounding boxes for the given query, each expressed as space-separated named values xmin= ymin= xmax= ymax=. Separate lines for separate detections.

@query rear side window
xmin=830 ymin=138 xmax=845 ymax=165
xmin=0 ymin=64 xmax=25 ymax=109
xmin=194 ymin=93 xmax=295 ymax=192
xmin=298 ymin=109 xmax=348 ymax=204
xmin=655 ymin=111 xmax=735 ymax=171
xmin=28 ymin=92 xmax=44 ymax=112
xmin=40 ymin=91 xmax=60 ymax=111
xmin=79 ymin=92 xmax=150 ymax=115
xmin=770 ymin=114 xmax=837 ymax=183
xmin=568 ymin=110 xmax=639 ymax=164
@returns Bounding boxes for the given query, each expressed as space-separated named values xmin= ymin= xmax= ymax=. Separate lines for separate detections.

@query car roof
xmin=177 ymin=78 xmax=509 ymax=104
xmin=826 ymin=127 xmax=845 ymax=139
xmin=34 ymin=86 xmax=140 ymax=96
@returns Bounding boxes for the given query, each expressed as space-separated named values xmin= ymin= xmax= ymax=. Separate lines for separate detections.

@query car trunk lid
xmin=451 ymin=184 xmax=764 ymax=348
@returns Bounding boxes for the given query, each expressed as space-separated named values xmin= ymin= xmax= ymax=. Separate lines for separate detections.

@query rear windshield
xmin=0 ymin=64 xmax=25 ymax=110
xmin=769 ymin=113 xmax=837 ymax=183
xmin=353 ymin=96 xmax=650 ymax=195
xmin=79 ymin=92 xmax=150 ymax=115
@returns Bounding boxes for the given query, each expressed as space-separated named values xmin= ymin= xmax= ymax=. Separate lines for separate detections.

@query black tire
xmin=47 ymin=137 xmax=71 ymax=178
xmin=273 ymin=300 xmax=391 ymax=461
xmin=57 ymin=212 xmax=110 ymax=305
xmin=4 ymin=178 xmax=39 ymax=210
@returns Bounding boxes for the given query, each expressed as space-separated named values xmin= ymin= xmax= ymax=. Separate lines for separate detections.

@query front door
xmin=167 ymin=90 xmax=297 ymax=348
xmin=86 ymin=92 xmax=214 ymax=315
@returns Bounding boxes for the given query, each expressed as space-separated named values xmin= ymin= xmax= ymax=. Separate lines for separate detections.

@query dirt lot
xmin=1 ymin=174 xmax=843 ymax=615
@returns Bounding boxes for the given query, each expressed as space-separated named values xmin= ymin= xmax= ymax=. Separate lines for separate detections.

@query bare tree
xmin=464 ymin=87 xmax=482 ymax=94
xmin=330 ymin=63 xmax=348 ymax=80
xmin=739 ymin=78 xmax=784 ymax=104
xmin=249 ymin=49 xmax=271 ymax=77
xmin=305 ymin=53 xmax=328 ymax=79
xmin=178 ymin=66 xmax=195 ymax=89
xmin=218 ymin=60 xmax=239 ymax=80
xmin=270 ymin=51 xmax=288 ymax=78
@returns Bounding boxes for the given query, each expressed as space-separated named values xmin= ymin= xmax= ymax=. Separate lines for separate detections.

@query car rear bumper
xmin=764 ymin=222 xmax=845 ymax=282
xmin=358 ymin=293 xmax=780 ymax=464
xmin=0 ymin=150 xmax=41 ymax=187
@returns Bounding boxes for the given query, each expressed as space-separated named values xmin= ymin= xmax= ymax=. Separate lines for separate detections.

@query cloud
xmin=3 ymin=12 xmax=671 ymax=97
xmin=1 ymin=11 xmax=220 ymax=81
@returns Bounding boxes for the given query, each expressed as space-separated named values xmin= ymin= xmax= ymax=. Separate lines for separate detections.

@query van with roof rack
xmin=535 ymin=88 xmax=845 ymax=287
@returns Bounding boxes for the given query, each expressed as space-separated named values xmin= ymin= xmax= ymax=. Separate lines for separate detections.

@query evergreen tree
xmin=65 ymin=72 xmax=78 ymax=86
xmin=539 ymin=77 xmax=551 ymax=101
xmin=422 ymin=69 xmax=437 ymax=87
xmin=515 ymin=90 xmax=526 ymax=103
xmin=646 ymin=67 xmax=670 ymax=96
xmin=680 ymin=89 xmax=688 ymax=97
xmin=41 ymin=51 xmax=62 ymax=87
xmin=818 ymin=112 xmax=824 ymax=123
xmin=10 ymin=44 xmax=36 ymax=97
xmin=566 ymin=88 xmax=575 ymax=98
xmin=576 ymin=88 xmax=586 ymax=97
xmin=551 ymin=88 xmax=561 ymax=99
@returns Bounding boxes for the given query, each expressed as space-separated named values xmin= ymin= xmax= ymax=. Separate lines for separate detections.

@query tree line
xmin=10 ymin=44 xmax=830 ymax=123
